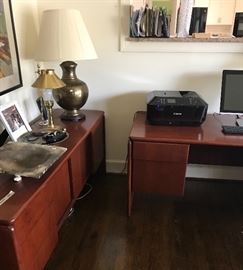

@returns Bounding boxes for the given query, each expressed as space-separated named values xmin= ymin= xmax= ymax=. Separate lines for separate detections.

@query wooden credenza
xmin=0 ymin=109 xmax=105 ymax=270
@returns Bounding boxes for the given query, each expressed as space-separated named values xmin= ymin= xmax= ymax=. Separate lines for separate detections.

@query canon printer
xmin=147 ymin=91 xmax=208 ymax=126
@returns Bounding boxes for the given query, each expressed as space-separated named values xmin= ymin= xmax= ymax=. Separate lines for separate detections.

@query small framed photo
xmin=0 ymin=101 xmax=31 ymax=141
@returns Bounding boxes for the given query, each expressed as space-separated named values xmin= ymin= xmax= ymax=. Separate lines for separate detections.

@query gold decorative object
xmin=35 ymin=9 xmax=97 ymax=121
xmin=44 ymin=100 xmax=55 ymax=129
xmin=32 ymin=69 xmax=65 ymax=129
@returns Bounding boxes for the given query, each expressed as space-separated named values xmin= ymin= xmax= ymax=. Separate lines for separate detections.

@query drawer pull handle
xmin=0 ymin=190 xmax=15 ymax=206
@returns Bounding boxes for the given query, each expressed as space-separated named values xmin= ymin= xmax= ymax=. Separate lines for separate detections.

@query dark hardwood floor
xmin=45 ymin=174 xmax=243 ymax=270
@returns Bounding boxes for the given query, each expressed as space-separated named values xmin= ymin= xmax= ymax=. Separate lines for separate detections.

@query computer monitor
xmin=220 ymin=70 xmax=243 ymax=114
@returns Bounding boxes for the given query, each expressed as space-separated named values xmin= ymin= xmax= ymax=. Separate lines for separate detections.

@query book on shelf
xmin=130 ymin=3 xmax=170 ymax=38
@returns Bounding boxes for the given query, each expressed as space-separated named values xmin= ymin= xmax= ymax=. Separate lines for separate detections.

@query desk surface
xmin=130 ymin=112 xmax=243 ymax=147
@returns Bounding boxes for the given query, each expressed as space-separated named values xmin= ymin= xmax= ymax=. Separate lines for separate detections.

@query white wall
xmin=4 ymin=0 xmax=243 ymax=177
xmin=36 ymin=0 xmax=243 ymax=175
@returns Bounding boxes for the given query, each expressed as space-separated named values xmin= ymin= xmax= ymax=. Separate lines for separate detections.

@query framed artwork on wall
xmin=0 ymin=101 xmax=31 ymax=141
xmin=0 ymin=0 xmax=22 ymax=95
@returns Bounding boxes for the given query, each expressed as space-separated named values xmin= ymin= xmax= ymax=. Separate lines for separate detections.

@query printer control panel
xmin=150 ymin=97 xmax=201 ymax=106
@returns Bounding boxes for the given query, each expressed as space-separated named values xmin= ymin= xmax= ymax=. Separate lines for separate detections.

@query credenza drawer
xmin=70 ymin=140 xmax=89 ymax=198
xmin=8 ymin=175 xmax=58 ymax=270
xmin=133 ymin=141 xmax=189 ymax=163
xmin=49 ymin=161 xmax=71 ymax=226
xmin=17 ymin=208 xmax=57 ymax=270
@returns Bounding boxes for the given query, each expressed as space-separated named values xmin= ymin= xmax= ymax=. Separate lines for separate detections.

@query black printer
xmin=147 ymin=91 xmax=208 ymax=126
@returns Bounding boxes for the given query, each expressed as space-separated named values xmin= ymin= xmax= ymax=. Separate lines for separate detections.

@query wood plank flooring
xmin=45 ymin=174 xmax=243 ymax=270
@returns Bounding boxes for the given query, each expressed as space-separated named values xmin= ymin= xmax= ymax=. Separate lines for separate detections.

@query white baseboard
xmin=106 ymin=160 xmax=243 ymax=180
xmin=186 ymin=164 xmax=243 ymax=180
xmin=106 ymin=160 xmax=126 ymax=174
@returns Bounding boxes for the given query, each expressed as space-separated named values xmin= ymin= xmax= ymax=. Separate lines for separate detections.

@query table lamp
xmin=32 ymin=69 xmax=65 ymax=129
xmin=35 ymin=9 xmax=97 ymax=121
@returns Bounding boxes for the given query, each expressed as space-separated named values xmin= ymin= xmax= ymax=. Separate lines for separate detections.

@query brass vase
xmin=53 ymin=61 xmax=89 ymax=121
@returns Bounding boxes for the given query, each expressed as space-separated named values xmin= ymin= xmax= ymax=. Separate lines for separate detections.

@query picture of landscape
xmin=0 ymin=0 xmax=13 ymax=79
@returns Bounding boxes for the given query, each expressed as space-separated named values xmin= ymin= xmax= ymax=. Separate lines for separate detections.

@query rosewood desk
xmin=0 ymin=109 xmax=105 ymax=270
xmin=128 ymin=111 xmax=243 ymax=216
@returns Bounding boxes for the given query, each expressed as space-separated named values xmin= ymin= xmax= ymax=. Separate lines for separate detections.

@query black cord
xmin=76 ymin=183 xmax=93 ymax=200
xmin=213 ymin=112 xmax=224 ymax=126
xmin=120 ymin=152 xmax=128 ymax=175
xmin=67 ymin=183 xmax=93 ymax=218
xmin=0 ymin=129 xmax=9 ymax=147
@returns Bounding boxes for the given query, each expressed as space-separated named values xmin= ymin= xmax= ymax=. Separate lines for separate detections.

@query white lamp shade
xmin=35 ymin=9 xmax=97 ymax=61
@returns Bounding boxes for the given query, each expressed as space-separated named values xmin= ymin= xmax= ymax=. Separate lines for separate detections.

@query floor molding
xmin=106 ymin=160 xmax=243 ymax=180
xmin=106 ymin=159 xmax=126 ymax=174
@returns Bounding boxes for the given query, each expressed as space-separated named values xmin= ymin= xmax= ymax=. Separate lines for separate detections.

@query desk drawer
xmin=133 ymin=142 xmax=189 ymax=163
xmin=132 ymin=142 xmax=189 ymax=196
xmin=133 ymin=160 xmax=187 ymax=195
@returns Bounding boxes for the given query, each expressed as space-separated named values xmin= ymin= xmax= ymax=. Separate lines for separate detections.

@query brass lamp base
xmin=60 ymin=110 xmax=85 ymax=121
xmin=52 ymin=61 xmax=89 ymax=122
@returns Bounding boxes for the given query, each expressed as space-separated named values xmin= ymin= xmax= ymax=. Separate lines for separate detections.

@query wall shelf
xmin=126 ymin=37 xmax=243 ymax=43
xmin=120 ymin=0 xmax=243 ymax=53
xmin=121 ymin=36 xmax=243 ymax=53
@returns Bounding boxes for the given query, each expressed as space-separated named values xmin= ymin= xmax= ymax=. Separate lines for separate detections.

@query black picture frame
xmin=0 ymin=0 xmax=22 ymax=95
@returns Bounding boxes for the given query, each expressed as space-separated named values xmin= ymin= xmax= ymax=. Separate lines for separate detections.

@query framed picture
xmin=0 ymin=101 xmax=31 ymax=141
xmin=0 ymin=0 xmax=22 ymax=95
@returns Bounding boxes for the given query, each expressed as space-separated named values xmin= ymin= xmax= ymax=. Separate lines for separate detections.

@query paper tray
xmin=0 ymin=142 xmax=67 ymax=178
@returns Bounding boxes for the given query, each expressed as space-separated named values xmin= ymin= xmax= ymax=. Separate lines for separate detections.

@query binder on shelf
xmin=129 ymin=4 xmax=170 ymax=38
xmin=189 ymin=7 xmax=208 ymax=36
